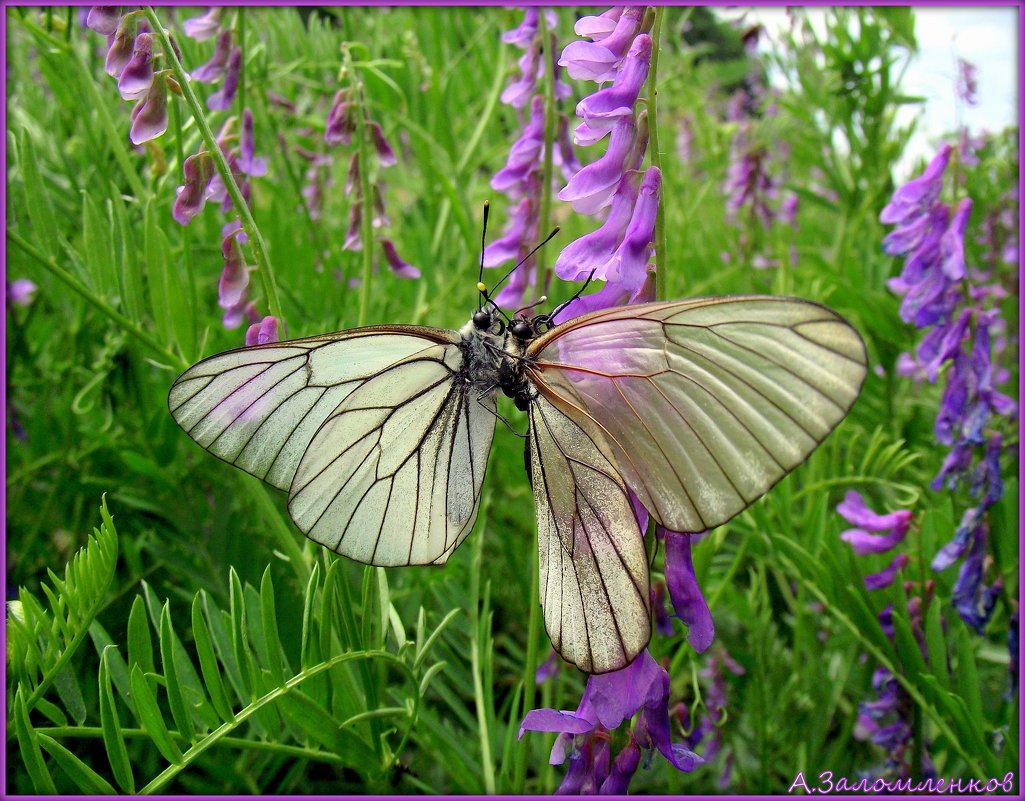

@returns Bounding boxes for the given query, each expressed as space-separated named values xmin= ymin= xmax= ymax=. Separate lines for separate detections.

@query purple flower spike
xmin=105 ymin=14 xmax=137 ymax=78
xmin=207 ymin=48 xmax=242 ymax=111
xmin=86 ymin=7 xmax=121 ymax=36
xmin=836 ymin=491 xmax=913 ymax=532
xmin=191 ymin=29 xmax=232 ymax=83
xmin=879 ymin=144 xmax=952 ymax=226
xmin=218 ymin=232 xmax=250 ymax=310
xmin=238 ymin=109 xmax=268 ymax=177
xmin=117 ymin=32 xmax=153 ymax=100
xmin=381 ymin=240 xmax=421 ymax=279
xmin=369 ymin=122 xmax=396 ymax=168
xmin=555 ymin=172 xmax=639 ymax=282
xmin=558 ymin=116 xmax=634 ymax=214
xmin=939 ymin=197 xmax=972 ymax=280
xmin=7 ymin=278 xmax=38 ymax=308
xmin=662 ymin=528 xmax=714 ymax=652
xmin=173 ymin=152 xmax=216 ymax=225
xmin=245 ymin=316 xmax=279 ymax=346
xmin=183 ymin=7 xmax=222 ymax=41
xmin=575 ymin=34 xmax=652 ymax=139
xmin=129 ymin=73 xmax=168 ymax=145
xmin=324 ymin=89 xmax=355 ymax=146
xmin=600 ymin=740 xmax=641 ymax=794
xmin=491 ymin=96 xmax=545 ymax=194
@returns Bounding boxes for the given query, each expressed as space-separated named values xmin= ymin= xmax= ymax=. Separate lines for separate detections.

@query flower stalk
xmin=535 ymin=8 xmax=558 ymax=303
xmin=144 ymin=6 xmax=284 ymax=328
xmin=646 ymin=7 xmax=669 ymax=299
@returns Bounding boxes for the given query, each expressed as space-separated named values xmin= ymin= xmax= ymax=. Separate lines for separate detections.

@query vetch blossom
xmin=381 ymin=240 xmax=421 ymax=279
xmin=558 ymin=6 xmax=644 ymax=83
xmin=105 ymin=14 xmax=138 ymax=78
xmin=191 ymin=30 xmax=233 ymax=83
xmin=662 ymin=527 xmax=714 ymax=652
xmin=86 ymin=6 xmax=121 ymax=36
xmin=207 ymin=47 xmax=242 ymax=111
xmin=836 ymin=491 xmax=912 ymax=556
xmin=238 ymin=108 xmax=268 ymax=177
xmin=117 ymin=32 xmax=153 ymax=100
xmin=173 ymin=152 xmax=215 ymax=225
xmin=183 ymin=7 xmax=222 ymax=41
xmin=245 ymin=316 xmax=279 ymax=346
xmin=7 ymin=279 xmax=38 ymax=308
xmin=574 ymin=33 xmax=652 ymax=144
xmin=554 ymin=172 xmax=639 ymax=282
xmin=520 ymin=650 xmax=703 ymax=793
xmin=324 ymin=89 xmax=355 ymax=146
xmin=129 ymin=71 xmax=170 ymax=145
xmin=558 ymin=115 xmax=639 ymax=214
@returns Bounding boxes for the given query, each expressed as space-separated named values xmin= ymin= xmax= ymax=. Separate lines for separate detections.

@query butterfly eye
xmin=510 ymin=320 xmax=532 ymax=340
xmin=472 ymin=311 xmax=492 ymax=330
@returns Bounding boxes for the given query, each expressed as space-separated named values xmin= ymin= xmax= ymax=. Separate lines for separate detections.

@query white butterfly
xmin=169 ymin=294 xmax=866 ymax=673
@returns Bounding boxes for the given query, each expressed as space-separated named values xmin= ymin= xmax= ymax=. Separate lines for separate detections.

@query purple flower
xmin=324 ymin=89 xmax=355 ymax=146
xmin=931 ymin=505 xmax=983 ymax=571
xmin=207 ymin=48 xmax=242 ymax=111
xmin=343 ymin=203 xmax=362 ymax=252
xmin=238 ymin=108 xmax=268 ymax=177
xmin=662 ymin=528 xmax=714 ymax=653
xmin=491 ymin=96 xmax=545 ymax=194
xmin=501 ymin=43 xmax=541 ymax=108
xmin=520 ymin=650 xmax=702 ymax=793
xmin=558 ymin=116 xmax=636 ymax=214
xmin=104 ymin=14 xmax=137 ymax=78
xmin=951 ymin=524 xmax=1000 ymax=633
xmin=86 ymin=7 xmax=121 ymax=36
xmin=191 ymin=29 xmax=232 ymax=83
xmin=245 ymin=316 xmax=279 ymax=346
xmin=369 ymin=122 xmax=396 ymax=168
xmin=558 ymin=6 xmax=644 ymax=83
xmin=7 ymin=279 xmax=38 ymax=308
xmin=381 ymin=240 xmax=421 ymax=279
xmin=574 ymin=34 xmax=652 ymax=143
xmin=864 ymin=553 xmax=910 ymax=591
xmin=117 ymin=32 xmax=153 ymax=100
xmin=482 ymin=197 xmax=533 ymax=267
xmin=605 ymin=166 xmax=660 ymax=291
xmin=183 ymin=7 xmax=222 ymax=41
xmin=573 ymin=8 xmax=623 ymax=41
xmin=879 ymin=144 xmax=952 ymax=226
xmin=956 ymin=59 xmax=979 ymax=106
xmin=554 ymin=172 xmax=638 ymax=282
xmin=939 ymin=198 xmax=972 ymax=280
xmin=129 ymin=72 xmax=168 ymax=145
xmin=501 ymin=8 xmax=557 ymax=48
xmin=218 ymin=231 xmax=250 ymax=312
xmin=836 ymin=491 xmax=912 ymax=555
xmin=173 ymin=152 xmax=216 ymax=225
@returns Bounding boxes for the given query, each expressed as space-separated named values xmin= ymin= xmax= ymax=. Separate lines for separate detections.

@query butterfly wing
xmin=169 ymin=325 xmax=496 ymax=565
xmin=527 ymin=296 xmax=867 ymax=534
xmin=528 ymin=391 xmax=651 ymax=674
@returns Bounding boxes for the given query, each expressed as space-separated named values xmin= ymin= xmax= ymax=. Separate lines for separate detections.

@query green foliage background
xmin=6 ymin=6 xmax=1019 ymax=795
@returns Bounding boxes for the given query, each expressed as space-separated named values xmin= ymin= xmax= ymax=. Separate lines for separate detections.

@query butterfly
xmin=168 ymin=277 xmax=867 ymax=674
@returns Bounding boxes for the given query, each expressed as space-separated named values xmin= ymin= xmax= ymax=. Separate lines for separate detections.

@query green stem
xmin=144 ymin=6 xmax=284 ymax=327
xmin=139 ymin=650 xmax=414 ymax=794
xmin=8 ymin=230 xmax=183 ymax=368
xmin=36 ymin=726 xmax=349 ymax=767
xmin=647 ymin=7 xmax=669 ymax=300
xmin=349 ymin=61 xmax=376 ymax=328
xmin=514 ymin=530 xmax=541 ymax=794
xmin=169 ymin=98 xmax=197 ymax=322
xmin=535 ymin=9 xmax=558 ymax=302
xmin=236 ymin=8 xmax=246 ymax=122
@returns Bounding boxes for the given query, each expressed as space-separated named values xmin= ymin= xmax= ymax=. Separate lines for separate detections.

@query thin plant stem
xmin=236 ymin=8 xmax=246 ymax=122
xmin=514 ymin=527 xmax=541 ymax=794
xmin=144 ymin=6 xmax=285 ymax=327
xmin=647 ymin=7 xmax=670 ymax=300
xmin=168 ymin=97 xmax=197 ymax=322
xmin=347 ymin=52 xmax=377 ymax=328
xmin=535 ymin=8 xmax=558 ymax=302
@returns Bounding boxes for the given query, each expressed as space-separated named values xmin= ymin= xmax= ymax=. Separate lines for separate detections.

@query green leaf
xmin=276 ymin=687 xmax=377 ymax=766
xmin=129 ymin=663 xmax=184 ymax=766
xmin=89 ymin=621 xmax=135 ymax=712
xmin=18 ymin=130 xmax=59 ymax=260
xmin=109 ymin=183 xmax=144 ymax=322
xmin=9 ymin=496 xmax=119 ymax=717
xmin=53 ymin=664 xmax=87 ymax=726
xmin=144 ymin=202 xmax=195 ymax=361
xmin=160 ymin=603 xmax=196 ymax=743
xmin=34 ymin=697 xmax=68 ymax=728
xmin=300 ymin=561 xmax=322 ymax=670
xmin=128 ymin=594 xmax=156 ymax=676
xmin=924 ymin=599 xmax=949 ymax=690
xmin=14 ymin=688 xmax=57 ymax=794
xmin=99 ymin=648 xmax=135 ymax=793
xmin=191 ymin=594 xmax=234 ymax=722
xmin=82 ymin=190 xmax=116 ymax=301
xmin=38 ymin=734 xmax=117 ymax=794
xmin=260 ymin=567 xmax=288 ymax=686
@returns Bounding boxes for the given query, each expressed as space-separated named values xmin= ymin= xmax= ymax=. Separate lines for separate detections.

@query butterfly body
xmin=170 ymin=295 xmax=867 ymax=674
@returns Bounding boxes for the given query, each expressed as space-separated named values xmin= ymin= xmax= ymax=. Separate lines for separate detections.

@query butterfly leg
xmin=475 ymin=387 xmax=526 ymax=439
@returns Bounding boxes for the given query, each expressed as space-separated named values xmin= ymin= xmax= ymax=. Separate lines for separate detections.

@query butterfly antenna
xmin=476 ymin=200 xmax=490 ymax=312
xmin=547 ymin=269 xmax=597 ymax=322
xmin=488 ymin=225 xmax=561 ymax=300
xmin=514 ymin=295 xmax=548 ymax=318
